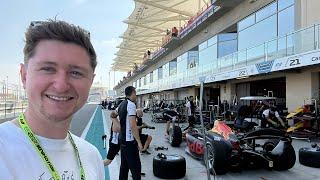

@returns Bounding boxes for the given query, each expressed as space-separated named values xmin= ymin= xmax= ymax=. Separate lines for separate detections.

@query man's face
xmin=130 ymin=90 xmax=137 ymax=102
xmin=20 ymin=40 xmax=94 ymax=122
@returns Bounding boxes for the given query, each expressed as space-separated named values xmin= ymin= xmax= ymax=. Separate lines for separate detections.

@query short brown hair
xmin=23 ymin=19 xmax=97 ymax=71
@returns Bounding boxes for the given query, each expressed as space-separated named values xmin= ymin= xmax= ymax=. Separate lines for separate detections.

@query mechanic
xmin=163 ymin=108 xmax=179 ymax=137
xmin=118 ymin=86 xmax=143 ymax=180
xmin=136 ymin=109 xmax=153 ymax=154
xmin=103 ymin=110 xmax=120 ymax=166
xmin=184 ymin=96 xmax=195 ymax=131
xmin=261 ymin=106 xmax=286 ymax=128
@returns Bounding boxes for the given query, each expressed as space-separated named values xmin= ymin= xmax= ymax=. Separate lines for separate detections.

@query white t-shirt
xmin=262 ymin=109 xmax=280 ymax=118
xmin=186 ymin=101 xmax=192 ymax=116
xmin=125 ymin=100 xmax=136 ymax=141
xmin=0 ymin=121 xmax=105 ymax=180
xmin=111 ymin=132 xmax=120 ymax=144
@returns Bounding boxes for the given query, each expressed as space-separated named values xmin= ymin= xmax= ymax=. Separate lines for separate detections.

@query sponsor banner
xmin=205 ymin=66 xmax=255 ymax=83
xmin=256 ymin=60 xmax=274 ymax=74
xmin=205 ymin=50 xmax=320 ymax=84
xmin=271 ymin=50 xmax=320 ymax=71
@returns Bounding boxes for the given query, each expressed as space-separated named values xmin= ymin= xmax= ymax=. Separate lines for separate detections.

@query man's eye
xmin=40 ymin=67 xmax=55 ymax=72
xmin=70 ymin=71 xmax=83 ymax=77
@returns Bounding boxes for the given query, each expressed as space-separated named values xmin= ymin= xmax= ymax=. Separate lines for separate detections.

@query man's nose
xmin=53 ymin=72 xmax=70 ymax=92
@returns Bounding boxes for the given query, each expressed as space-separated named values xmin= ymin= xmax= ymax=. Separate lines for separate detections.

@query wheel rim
xmin=206 ymin=144 xmax=214 ymax=171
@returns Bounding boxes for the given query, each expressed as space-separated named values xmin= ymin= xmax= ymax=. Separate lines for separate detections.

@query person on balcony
xmin=172 ymin=27 xmax=178 ymax=37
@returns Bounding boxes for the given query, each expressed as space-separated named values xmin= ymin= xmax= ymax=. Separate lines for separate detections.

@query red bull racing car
xmin=185 ymin=120 xmax=296 ymax=175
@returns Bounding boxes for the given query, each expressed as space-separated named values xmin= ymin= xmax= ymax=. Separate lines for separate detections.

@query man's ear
xmin=20 ymin=63 xmax=27 ymax=89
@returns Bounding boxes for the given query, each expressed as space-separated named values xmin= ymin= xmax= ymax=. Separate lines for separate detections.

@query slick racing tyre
xmin=169 ymin=125 xmax=182 ymax=147
xmin=299 ymin=146 xmax=320 ymax=168
xmin=205 ymin=142 xmax=230 ymax=175
xmin=153 ymin=153 xmax=186 ymax=179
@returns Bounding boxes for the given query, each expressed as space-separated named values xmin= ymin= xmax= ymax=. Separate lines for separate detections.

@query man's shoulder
xmin=0 ymin=121 xmax=17 ymax=139
xmin=127 ymin=100 xmax=136 ymax=107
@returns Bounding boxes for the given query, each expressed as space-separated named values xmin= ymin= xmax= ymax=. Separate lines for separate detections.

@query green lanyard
xmin=18 ymin=113 xmax=86 ymax=180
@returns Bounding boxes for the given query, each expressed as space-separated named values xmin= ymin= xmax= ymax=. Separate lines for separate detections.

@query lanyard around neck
xmin=18 ymin=113 xmax=86 ymax=180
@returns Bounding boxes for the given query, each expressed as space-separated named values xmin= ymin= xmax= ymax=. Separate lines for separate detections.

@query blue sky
xmin=0 ymin=0 xmax=133 ymax=88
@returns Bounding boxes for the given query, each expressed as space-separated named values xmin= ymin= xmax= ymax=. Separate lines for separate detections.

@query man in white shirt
xmin=0 ymin=20 xmax=104 ymax=179
xmin=262 ymin=106 xmax=286 ymax=128
xmin=184 ymin=96 xmax=195 ymax=131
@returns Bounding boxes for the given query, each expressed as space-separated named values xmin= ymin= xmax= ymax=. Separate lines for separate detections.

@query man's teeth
xmin=47 ymin=95 xmax=71 ymax=101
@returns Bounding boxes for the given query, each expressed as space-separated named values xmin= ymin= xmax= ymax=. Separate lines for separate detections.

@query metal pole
xmin=199 ymin=77 xmax=211 ymax=180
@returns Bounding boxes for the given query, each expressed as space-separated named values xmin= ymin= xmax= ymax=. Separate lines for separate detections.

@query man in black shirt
xmin=118 ymin=86 xmax=143 ymax=180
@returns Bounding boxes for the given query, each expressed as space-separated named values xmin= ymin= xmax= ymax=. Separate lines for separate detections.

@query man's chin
xmin=45 ymin=112 xmax=73 ymax=122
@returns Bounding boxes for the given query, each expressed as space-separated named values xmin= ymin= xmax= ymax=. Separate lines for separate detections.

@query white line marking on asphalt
xmin=80 ymin=105 xmax=98 ymax=139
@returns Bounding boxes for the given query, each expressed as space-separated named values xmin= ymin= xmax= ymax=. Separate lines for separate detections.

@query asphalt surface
xmin=103 ymin=110 xmax=320 ymax=180
xmin=70 ymin=103 xmax=97 ymax=136
xmin=0 ymin=103 xmax=97 ymax=137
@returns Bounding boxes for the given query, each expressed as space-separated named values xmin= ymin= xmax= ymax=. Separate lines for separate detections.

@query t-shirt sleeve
xmin=127 ymin=102 xmax=136 ymax=116
xmin=275 ymin=111 xmax=280 ymax=118
xmin=262 ymin=110 xmax=269 ymax=117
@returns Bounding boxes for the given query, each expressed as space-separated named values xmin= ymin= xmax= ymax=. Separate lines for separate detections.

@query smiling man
xmin=0 ymin=20 xmax=105 ymax=180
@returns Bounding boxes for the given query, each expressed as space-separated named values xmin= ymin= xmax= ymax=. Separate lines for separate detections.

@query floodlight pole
xmin=199 ymin=77 xmax=211 ymax=180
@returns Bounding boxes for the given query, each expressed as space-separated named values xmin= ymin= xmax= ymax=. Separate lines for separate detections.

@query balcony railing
xmin=136 ymin=23 xmax=320 ymax=95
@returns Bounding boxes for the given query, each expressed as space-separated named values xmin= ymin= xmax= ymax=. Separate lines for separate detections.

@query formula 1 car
xmin=185 ymin=120 xmax=296 ymax=175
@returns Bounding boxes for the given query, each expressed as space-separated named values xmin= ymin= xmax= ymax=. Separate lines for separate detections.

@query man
xmin=103 ymin=110 xmax=121 ymax=166
xmin=261 ymin=106 xmax=286 ymax=128
xmin=163 ymin=108 xmax=179 ymax=137
xmin=184 ymin=96 xmax=195 ymax=131
xmin=136 ymin=109 xmax=153 ymax=154
xmin=0 ymin=20 xmax=104 ymax=179
xmin=118 ymin=86 xmax=143 ymax=180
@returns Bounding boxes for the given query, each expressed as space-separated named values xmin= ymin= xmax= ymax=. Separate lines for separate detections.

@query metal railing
xmin=136 ymin=23 xmax=320 ymax=94
xmin=0 ymin=101 xmax=28 ymax=122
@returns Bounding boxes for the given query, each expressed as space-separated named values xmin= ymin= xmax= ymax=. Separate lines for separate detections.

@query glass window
xmin=208 ymin=35 xmax=218 ymax=46
xmin=278 ymin=0 xmax=294 ymax=11
xmin=139 ymin=78 xmax=141 ymax=87
xmin=177 ymin=53 xmax=188 ymax=74
xmin=218 ymin=33 xmax=237 ymax=42
xmin=199 ymin=43 xmax=217 ymax=66
xmin=256 ymin=2 xmax=277 ymax=22
xmin=218 ymin=39 xmax=238 ymax=58
xmin=150 ymin=72 xmax=153 ymax=83
xmin=199 ymin=41 xmax=207 ymax=51
xmin=153 ymin=69 xmax=158 ymax=81
xmin=169 ymin=59 xmax=177 ymax=76
xmin=146 ymin=74 xmax=149 ymax=85
xmin=163 ymin=63 xmax=169 ymax=78
xmin=143 ymin=76 xmax=147 ymax=85
xmin=238 ymin=14 xmax=277 ymax=50
xmin=187 ymin=51 xmax=199 ymax=69
xmin=278 ymin=5 xmax=294 ymax=36
xmin=158 ymin=67 xmax=163 ymax=79
xmin=238 ymin=14 xmax=255 ymax=31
